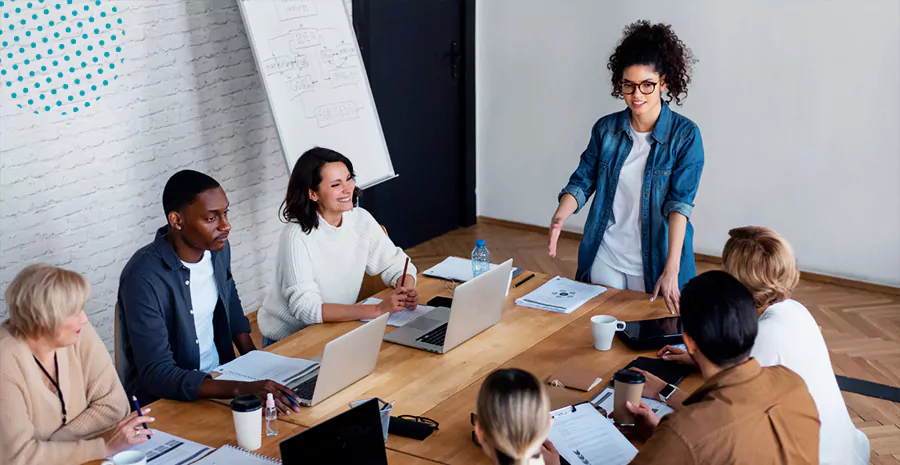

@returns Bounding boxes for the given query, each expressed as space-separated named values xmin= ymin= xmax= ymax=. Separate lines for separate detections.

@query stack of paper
xmin=515 ymin=276 xmax=606 ymax=314
xmin=214 ymin=351 xmax=318 ymax=386
xmin=359 ymin=297 xmax=436 ymax=327
xmin=547 ymin=403 xmax=638 ymax=465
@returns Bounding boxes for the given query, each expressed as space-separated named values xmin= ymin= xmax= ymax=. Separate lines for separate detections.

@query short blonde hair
xmin=722 ymin=227 xmax=800 ymax=309
xmin=476 ymin=368 xmax=551 ymax=465
xmin=4 ymin=264 xmax=91 ymax=339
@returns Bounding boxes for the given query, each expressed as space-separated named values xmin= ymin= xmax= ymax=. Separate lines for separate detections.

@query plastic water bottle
xmin=472 ymin=239 xmax=491 ymax=278
xmin=265 ymin=393 xmax=278 ymax=436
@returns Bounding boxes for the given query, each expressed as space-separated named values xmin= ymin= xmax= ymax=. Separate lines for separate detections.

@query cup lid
xmin=613 ymin=369 xmax=645 ymax=384
xmin=231 ymin=394 xmax=262 ymax=412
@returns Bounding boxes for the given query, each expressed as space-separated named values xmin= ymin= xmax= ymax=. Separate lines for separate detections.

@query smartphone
xmin=427 ymin=296 xmax=453 ymax=308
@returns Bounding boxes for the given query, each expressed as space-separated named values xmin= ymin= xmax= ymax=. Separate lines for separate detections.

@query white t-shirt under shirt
xmin=594 ymin=128 xmax=651 ymax=277
xmin=750 ymin=299 xmax=870 ymax=465
xmin=181 ymin=250 xmax=220 ymax=374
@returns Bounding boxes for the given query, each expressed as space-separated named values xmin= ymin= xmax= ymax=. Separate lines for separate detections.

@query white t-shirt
xmin=182 ymin=250 xmax=220 ymax=374
xmin=594 ymin=128 xmax=651 ymax=276
xmin=751 ymin=299 xmax=869 ymax=465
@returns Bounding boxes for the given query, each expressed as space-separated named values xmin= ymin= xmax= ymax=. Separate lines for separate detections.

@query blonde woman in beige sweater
xmin=1 ymin=265 xmax=154 ymax=465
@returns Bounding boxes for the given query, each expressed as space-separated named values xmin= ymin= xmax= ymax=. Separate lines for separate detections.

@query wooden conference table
xmin=88 ymin=270 xmax=701 ymax=464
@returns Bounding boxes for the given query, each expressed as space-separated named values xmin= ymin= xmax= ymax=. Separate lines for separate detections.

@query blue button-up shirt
xmin=560 ymin=101 xmax=704 ymax=291
xmin=117 ymin=225 xmax=251 ymax=405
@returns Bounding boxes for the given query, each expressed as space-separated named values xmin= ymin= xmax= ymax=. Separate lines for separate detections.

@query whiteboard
xmin=237 ymin=0 xmax=395 ymax=189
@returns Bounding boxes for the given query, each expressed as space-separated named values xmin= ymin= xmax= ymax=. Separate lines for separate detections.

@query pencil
xmin=131 ymin=395 xmax=151 ymax=438
xmin=399 ymin=257 xmax=410 ymax=288
xmin=514 ymin=273 xmax=536 ymax=288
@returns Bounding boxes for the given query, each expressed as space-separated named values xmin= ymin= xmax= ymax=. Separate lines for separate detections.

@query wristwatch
xmin=658 ymin=383 xmax=677 ymax=403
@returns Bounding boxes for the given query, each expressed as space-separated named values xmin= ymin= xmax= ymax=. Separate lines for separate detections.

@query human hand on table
xmin=657 ymin=344 xmax=695 ymax=366
xmin=650 ymin=267 xmax=680 ymax=314
xmin=375 ymin=287 xmax=410 ymax=315
xmin=245 ymin=379 xmax=301 ymax=415
xmin=102 ymin=408 xmax=154 ymax=456
xmin=625 ymin=401 xmax=659 ymax=440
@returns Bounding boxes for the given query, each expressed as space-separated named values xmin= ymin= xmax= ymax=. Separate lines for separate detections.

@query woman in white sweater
xmin=259 ymin=148 xmax=418 ymax=345
xmin=654 ymin=226 xmax=869 ymax=464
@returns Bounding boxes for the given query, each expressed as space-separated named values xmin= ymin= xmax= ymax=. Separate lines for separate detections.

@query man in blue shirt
xmin=118 ymin=170 xmax=299 ymax=414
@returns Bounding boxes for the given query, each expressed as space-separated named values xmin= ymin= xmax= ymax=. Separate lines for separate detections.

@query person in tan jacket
xmin=1 ymin=264 xmax=154 ymax=465
xmin=627 ymin=271 xmax=820 ymax=464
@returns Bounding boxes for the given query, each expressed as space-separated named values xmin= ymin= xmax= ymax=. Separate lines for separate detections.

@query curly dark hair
xmin=281 ymin=147 xmax=362 ymax=233
xmin=607 ymin=20 xmax=696 ymax=106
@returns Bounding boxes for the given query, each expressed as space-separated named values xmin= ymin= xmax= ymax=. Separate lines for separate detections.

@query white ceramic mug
xmin=101 ymin=450 xmax=147 ymax=465
xmin=590 ymin=315 xmax=626 ymax=351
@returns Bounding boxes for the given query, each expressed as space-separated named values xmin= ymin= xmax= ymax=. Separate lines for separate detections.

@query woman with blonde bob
xmin=656 ymin=227 xmax=869 ymax=464
xmin=1 ymin=265 xmax=154 ymax=465
xmin=474 ymin=368 xmax=559 ymax=465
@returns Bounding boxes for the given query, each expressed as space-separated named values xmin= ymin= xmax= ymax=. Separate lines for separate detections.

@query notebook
xmin=213 ymin=351 xmax=319 ymax=386
xmin=546 ymin=360 xmax=603 ymax=392
xmin=423 ymin=256 xmax=524 ymax=282
xmin=515 ymin=276 xmax=606 ymax=314
xmin=547 ymin=403 xmax=638 ymax=465
xmin=192 ymin=445 xmax=280 ymax=464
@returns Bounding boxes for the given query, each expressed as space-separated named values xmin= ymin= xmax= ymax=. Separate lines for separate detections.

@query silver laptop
xmin=384 ymin=260 xmax=513 ymax=354
xmin=288 ymin=312 xmax=389 ymax=406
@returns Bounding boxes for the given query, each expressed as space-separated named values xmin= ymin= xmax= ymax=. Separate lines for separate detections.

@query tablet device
xmin=616 ymin=356 xmax=692 ymax=386
xmin=618 ymin=316 xmax=683 ymax=350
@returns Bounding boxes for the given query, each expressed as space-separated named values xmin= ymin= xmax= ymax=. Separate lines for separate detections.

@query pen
xmin=513 ymin=273 xmax=536 ymax=288
xmin=399 ymin=257 xmax=410 ymax=288
xmin=131 ymin=395 xmax=151 ymax=438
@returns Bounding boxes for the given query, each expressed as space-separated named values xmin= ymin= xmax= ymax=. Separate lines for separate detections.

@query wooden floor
xmin=247 ymin=221 xmax=899 ymax=463
xmin=405 ymin=222 xmax=900 ymax=464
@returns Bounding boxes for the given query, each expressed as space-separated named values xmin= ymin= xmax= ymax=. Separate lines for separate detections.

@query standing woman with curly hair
xmin=549 ymin=21 xmax=703 ymax=314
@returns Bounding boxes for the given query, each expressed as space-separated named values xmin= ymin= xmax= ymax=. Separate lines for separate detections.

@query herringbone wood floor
xmin=404 ymin=222 xmax=900 ymax=464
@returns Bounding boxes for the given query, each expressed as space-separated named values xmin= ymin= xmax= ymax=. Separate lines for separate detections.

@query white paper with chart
xmin=515 ymin=276 xmax=606 ymax=314
xmin=124 ymin=429 xmax=213 ymax=465
xmin=237 ymin=0 xmax=395 ymax=188
xmin=358 ymin=297 xmax=437 ymax=327
xmin=547 ymin=404 xmax=637 ymax=465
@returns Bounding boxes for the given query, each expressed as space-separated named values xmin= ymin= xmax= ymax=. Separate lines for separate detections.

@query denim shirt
xmin=560 ymin=101 xmax=704 ymax=291
xmin=117 ymin=225 xmax=251 ymax=405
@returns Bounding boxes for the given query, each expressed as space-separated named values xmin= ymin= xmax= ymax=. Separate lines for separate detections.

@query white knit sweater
xmin=258 ymin=208 xmax=416 ymax=341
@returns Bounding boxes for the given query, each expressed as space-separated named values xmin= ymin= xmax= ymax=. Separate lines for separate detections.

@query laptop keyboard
xmin=292 ymin=375 xmax=318 ymax=401
xmin=415 ymin=323 xmax=448 ymax=347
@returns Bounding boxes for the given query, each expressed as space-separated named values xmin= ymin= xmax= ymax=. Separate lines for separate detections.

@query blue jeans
xmin=262 ymin=336 xmax=277 ymax=348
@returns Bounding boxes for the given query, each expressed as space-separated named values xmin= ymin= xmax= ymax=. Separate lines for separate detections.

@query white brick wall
xmin=0 ymin=0 xmax=292 ymax=351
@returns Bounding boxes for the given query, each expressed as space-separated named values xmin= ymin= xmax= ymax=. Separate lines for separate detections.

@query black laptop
xmin=280 ymin=398 xmax=387 ymax=465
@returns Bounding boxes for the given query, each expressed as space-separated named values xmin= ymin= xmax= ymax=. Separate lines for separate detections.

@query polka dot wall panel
xmin=0 ymin=0 xmax=124 ymax=115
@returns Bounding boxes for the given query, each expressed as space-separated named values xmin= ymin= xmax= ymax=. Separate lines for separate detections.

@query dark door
xmin=353 ymin=0 xmax=475 ymax=249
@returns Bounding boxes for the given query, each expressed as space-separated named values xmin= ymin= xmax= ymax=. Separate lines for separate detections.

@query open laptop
xmin=289 ymin=312 xmax=389 ymax=406
xmin=384 ymin=259 xmax=513 ymax=354
xmin=280 ymin=398 xmax=387 ymax=465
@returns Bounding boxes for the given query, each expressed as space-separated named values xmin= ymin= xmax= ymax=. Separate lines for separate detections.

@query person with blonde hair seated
xmin=651 ymin=227 xmax=869 ymax=464
xmin=1 ymin=264 xmax=154 ymax=465
xmin=474 ymin=368 xmax=559 ymax=465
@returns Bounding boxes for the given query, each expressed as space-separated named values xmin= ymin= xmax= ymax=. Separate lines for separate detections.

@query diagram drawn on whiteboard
xmin=263 ymin=7 xmax=365 ymax=128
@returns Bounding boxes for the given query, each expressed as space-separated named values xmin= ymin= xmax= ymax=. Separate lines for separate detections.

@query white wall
xmin=477 ymin=0 xmax=900 ymax=287
xmin=0 ymin=0 xmax=289 ymax=349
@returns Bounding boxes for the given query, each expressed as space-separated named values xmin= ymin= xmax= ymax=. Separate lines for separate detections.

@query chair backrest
xmin=357 ymin=225 xmax=392 ymax=302
xmin=113 ymin=303 xmax=128 ymax=387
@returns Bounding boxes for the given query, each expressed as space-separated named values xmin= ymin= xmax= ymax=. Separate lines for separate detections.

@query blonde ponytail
xmin=476 ymin=369 xmax=552 ymax=465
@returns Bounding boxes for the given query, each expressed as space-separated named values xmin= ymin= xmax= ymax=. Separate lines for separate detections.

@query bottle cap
xmin=475 ymin=239 xmax=485 ymax=247
xmin=266 ymin=393 xmax=275 ymax=409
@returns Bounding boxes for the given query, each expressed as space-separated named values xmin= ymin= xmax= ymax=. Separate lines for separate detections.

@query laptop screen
xmin=280 ymin=399 xmax=388 ymax=465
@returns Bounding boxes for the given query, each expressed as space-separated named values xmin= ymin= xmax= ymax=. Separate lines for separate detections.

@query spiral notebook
xmin=213 ymin=350 xmax=318 ymax=386
xmin=191 ymin=445 xmax=280 ymax=464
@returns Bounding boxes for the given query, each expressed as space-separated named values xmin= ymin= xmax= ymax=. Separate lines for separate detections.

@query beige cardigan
xmin=0 ymin=321 xmax=130 ymax=465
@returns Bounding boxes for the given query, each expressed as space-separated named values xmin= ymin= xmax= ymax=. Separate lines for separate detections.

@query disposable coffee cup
xmin=612 ymin=369 xmax=645 ymax=425
xmin=231 ymin=394 xmax=263 ymax=451
xmin=101 ymin=450 xmax=147 ymax=465
xmin=590 ymin=315 xmax=626 ymax=351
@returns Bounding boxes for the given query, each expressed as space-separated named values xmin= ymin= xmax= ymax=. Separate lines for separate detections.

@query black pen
xmin=514 ymin=273 xmax=536 ymax=288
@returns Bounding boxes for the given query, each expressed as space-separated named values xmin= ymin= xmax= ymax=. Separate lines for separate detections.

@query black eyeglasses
xmin=397 ymin=415 xmax=439 ymax=430
xmin=621 ymin=81 xmax=658 ymax=95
